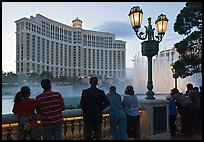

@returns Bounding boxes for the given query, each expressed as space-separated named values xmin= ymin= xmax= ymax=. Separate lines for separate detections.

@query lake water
xmin=2 ymin=86 xmax=167 ymax=114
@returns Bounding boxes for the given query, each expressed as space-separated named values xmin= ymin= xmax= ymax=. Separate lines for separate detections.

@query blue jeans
xmin=42 ymin=125 xmax=62 ymax=140
xmin=109 ymin=110 xmax=127 ymax=140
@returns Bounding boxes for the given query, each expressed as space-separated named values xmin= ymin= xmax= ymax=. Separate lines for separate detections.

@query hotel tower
xmin=15 ymin=14 xmax=126 ymax=79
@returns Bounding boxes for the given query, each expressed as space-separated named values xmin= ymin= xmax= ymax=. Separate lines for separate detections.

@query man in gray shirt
xmin=106 ymin=86 xmax=126 ymax=140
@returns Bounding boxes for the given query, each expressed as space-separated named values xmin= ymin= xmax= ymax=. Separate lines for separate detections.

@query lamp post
xmin=129 ymin=6 xmax=168 ymax=100
xmin=170 ymin=63 xmax=179 ymax=89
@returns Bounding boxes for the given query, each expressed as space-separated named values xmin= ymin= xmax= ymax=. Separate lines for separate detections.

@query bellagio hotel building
xmin=15 ymin=14 xmax=126 ymax=79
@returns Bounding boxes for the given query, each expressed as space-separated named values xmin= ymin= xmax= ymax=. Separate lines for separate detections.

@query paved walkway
xmin=169 ymin=133 xmax=202 ymax=140
xmin=102 ymin=132 xmax=202 ymax=140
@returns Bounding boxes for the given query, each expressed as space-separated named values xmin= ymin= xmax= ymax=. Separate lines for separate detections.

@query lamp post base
xmin=139 ymin=99 xmax=171 ymax=140
xmin=145 ymin=91 xmax=155 ymax=100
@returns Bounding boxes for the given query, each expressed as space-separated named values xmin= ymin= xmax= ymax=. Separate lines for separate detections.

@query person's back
xmin=192 ymin=87 xmax=200 ymax=108
xmin=107 ymin=86 xmax=126 ymax=140
xmin=122 ymin=85 xmax=140 ymax=140
xmin=166 ymin=93 xmax=177 ymax=136
xmin=80 ymin=76 xmax=110 ymax=140
xmin=35 ymin=79 xmax=65 ymax=140
xmin=12 ymin=86 xmax=38 ymax=140
xmin=122 ymin=94 xmax=140 ymax=116
xmin=187 ymin=83 xmax=199 ymax=106
xmin=171 ymin=88 xmax=195 ymax=137
xmin=80 ymin=86 xmax=109 ymax=123
xmin=171 ymin=92 xmax=192 ymax=107
xmin=106 ymin=88 xmax=123 ymax=112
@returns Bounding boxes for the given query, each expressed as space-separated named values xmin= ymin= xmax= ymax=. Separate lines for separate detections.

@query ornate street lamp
xmin=129 ymin=6 xmax=168 ymax=99
xmin=170 ymin=63 xmax=179 ymax=89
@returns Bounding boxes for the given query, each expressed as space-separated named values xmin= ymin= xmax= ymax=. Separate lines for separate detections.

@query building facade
xmin=15 ymin=14 xmax=126 ymax=79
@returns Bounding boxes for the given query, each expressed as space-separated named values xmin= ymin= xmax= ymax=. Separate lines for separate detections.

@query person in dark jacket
xmin=80 ymin=76 xmax=110 ymax=140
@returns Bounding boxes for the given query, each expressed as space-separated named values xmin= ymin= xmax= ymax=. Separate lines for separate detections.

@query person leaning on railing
xmin=80 ymin=76 xmax=110 ymax=140
xmin=35 ymin=79 xmax=65 ymax=140
xmin=12 ymin=86 xmax=38 ymax=140
xmin=170 ymin=88 xmax=196 ymax=138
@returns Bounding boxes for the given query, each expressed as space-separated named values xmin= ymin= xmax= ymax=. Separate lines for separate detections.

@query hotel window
xmin=93 ymin=49 xmax=95 ymax=69
xmin=60 ymin=43 xmax=63 ymax=66
xmin=114 ymin=71 xmax=116 ymax=78
xmin=105 ymin=51 xmax=108 ymax=69
xmin=46 ymin=40 xmax=50 ymax=64
xmin=17 ymin=23 xmax=20 ymax=31
xmin=56 ymin=42 xmax=59 ymax=65
xmin=68 ymin=46 xmax=71 ymax=67
xmin=42 ymin=38 xmax=45 ymax=63
xmin=65 ymin=45 xmax=68 ymax=66
xmin=27 ymin=63 xmax=30 ymax=72
xmin=117 ymin=51 xmax=121 ymax=69
xmin=60 ymin=68 xmax=63 ymax=76
xmin=26 ymin=33 xmax=30 ymax=60
xmin=46 ymin=23 xmax=50 ymax=38
xmin=55 ymin=26 xmax=59 ymax=40
xmin=113 ymin=51 xmax=116 ymax=69
xmin=68 ymin=31 xmax=72 ymax=43
xmin=21 ymin=22 xmax=24 ymax=30
xmin=56 ymin=67 xmax=59 ymax=77
xmin=109 ymin=51 xmax=112 ymax=69
xmin=78 ymin=47 xmax=81 ymax=67
xmin=73 ymin=46 xmax=76 ymax=67
xmin=122 ymin=51 xmax=125 ymax=69
xmin=26 ymin=22 xmax=29 ymax=30
xmin=101 ymin=50 xmax=104 ymax=69
xmin=109 ymin=71 xmax=112 ymax=77
xmin=51 ymin=41 xmax=54 ymax=64
xmin=97 ymin=50 xmax=100 ymax=69
xmin=32 ymin=35 xmax=35 ymax=61
xmin=46 ymin=66 xmax=49 ymax=71
xmin=84 ymin=48 xmax=87 ymax=68
xmin=37 ymin=37 xmax=40 ymax=62
xmin=88 ymin=49 xmax=91 ymax=68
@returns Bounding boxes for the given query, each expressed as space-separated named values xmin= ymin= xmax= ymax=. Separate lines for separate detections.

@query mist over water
xmin=2 ymin=80 xmax=143 ymax=114
xmin=132 ymin=54 xmax=202 ymax=94
xmin=2 ymin=62 xmax=202 ymax=115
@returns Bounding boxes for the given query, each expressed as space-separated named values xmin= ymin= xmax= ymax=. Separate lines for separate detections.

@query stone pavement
xmin=102 ymin=132 xmax=202 ymax=140
xmin=169 ymin=133 xmax=202 ymax=140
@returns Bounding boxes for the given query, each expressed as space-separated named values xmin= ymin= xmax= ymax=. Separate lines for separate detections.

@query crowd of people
xmin=12 ymin=76 xmax=202 ymax=140
xmin=166 ymin=83 xmax=202 ymax=138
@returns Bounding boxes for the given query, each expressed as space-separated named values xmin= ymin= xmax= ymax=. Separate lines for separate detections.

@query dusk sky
xmin=2 ymin=2 xmax=186 ymax=73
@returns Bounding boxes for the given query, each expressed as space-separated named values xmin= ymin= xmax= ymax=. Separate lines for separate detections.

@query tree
xmin=27 ymin=72 xmax=40 ymax=83
xmin=40 ymin=71 xmax=54 ymax=81
xmin=173 ymin=2 xmax=202 ymax=78
xmin=4 ymin=72 xmax=17 ymax=85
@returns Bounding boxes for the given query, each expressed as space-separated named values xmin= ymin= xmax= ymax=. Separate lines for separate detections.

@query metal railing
xmin=2 ymin=106 xmax=147 ymax=140
xmin=2 ymin=109 xmax=112 ymax=140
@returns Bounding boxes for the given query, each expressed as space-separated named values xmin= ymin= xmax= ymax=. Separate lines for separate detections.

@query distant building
xmin=15 ymin=14 xmax=126 ymax=79
xmin=133 ymin=47 xmax=202 ymax=93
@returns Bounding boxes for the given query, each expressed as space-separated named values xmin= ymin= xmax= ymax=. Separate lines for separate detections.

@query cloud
xmin=94 ymin=21 xmax=135 ymax=38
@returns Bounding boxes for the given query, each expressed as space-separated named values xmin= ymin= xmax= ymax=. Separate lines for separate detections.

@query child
xmin=12 ymin=86 xmax=38 ymax=140
xmin=166 ymin=93 xmax=177 ymax=136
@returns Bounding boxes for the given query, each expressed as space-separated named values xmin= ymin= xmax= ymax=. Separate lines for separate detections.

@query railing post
xmin=64 ymin=120 xmax=68 ymax=140
xmin=78 ymin=119 xmax=82 ymax=140
xmin=71 ymin=120 xmax=75 ymax=140
xmin=7 ymin=125 xmax=13 ymax=140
